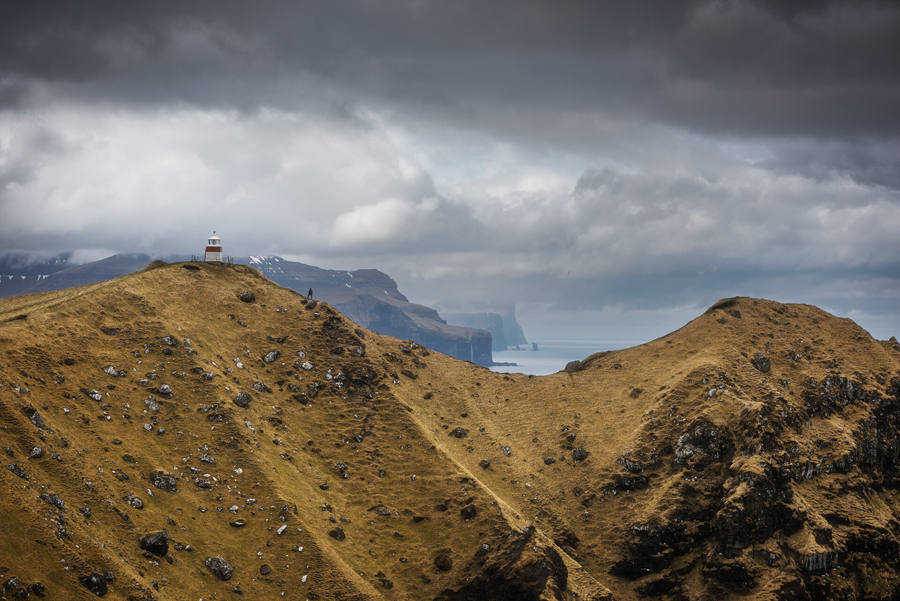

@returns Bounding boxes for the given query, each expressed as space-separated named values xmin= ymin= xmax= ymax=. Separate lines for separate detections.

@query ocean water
xmin=489 ymin=339 xmax=644 ymax=376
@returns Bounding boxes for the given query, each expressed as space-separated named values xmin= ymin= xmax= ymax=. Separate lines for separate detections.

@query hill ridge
xmin=1 ymin=265 xmax=899 ymax=600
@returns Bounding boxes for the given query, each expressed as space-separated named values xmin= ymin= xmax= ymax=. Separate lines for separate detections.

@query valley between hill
xmin=1 ymin=261 xmax=900 ymax=600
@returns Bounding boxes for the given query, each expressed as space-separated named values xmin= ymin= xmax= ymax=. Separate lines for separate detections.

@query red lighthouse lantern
xmin=205 ymin=231 xmax=222 ymax=262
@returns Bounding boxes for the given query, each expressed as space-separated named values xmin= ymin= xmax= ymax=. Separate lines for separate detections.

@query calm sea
xmin=488 ymin=339 xmax=644 ymax=376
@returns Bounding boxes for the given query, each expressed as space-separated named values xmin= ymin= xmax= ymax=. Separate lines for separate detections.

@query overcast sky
xmin=2 ymin=0 xmax=899 ymax=342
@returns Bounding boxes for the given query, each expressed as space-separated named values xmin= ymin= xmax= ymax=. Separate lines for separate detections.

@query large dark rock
xmin=328 ymin=527 xmax=346 ymax=541
xmin=751 ymin=352 xmax=771 ymax=373
xmin=434 ymin=554 xmax=453 ymax=572
xmin=233 ymin=392 xmax=252 ymax=408
xmin=6 ymin=463 xmax=28 ymax=479
xmin=79 ymin=573 xmax=108 ymax=596
xmin=39 ymin=492 xmax=64 ymax=509
xmin=139 ymin=530 xmax=169 ymax=556
xmin=238 ymin=291 xmax=255 ymax=303
xmin=206 ymin=557 xmax=234 ymax=580
xmin=572 ymin=448 xmax=589 ymax=462
xmin=150 ymin=471 xmax=178 ymax=493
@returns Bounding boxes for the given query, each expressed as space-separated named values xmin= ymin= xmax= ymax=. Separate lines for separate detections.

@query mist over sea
xmin=489 ymin=339 xmax=643 ymax=376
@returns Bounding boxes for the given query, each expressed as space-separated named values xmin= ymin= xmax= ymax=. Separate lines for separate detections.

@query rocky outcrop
xmin=437 ymin=528 xmax=572 ymax=601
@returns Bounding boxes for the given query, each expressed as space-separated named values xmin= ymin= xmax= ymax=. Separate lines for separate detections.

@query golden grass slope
xmin=0 ymin=264 xmax=899 ymax=601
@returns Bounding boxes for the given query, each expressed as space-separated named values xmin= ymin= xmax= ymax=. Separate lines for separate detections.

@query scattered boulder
xmin=144 ymin=397 xmax=159 ymax=412
xmin=205 ymin=557 xmax=234 ymax=581
xmin=751 ymin=352 xmax=771 ymax=373
xmin=328 ymin=527 xmax=346 ymax=541
xmin=564 ymin=360 xmax=582 ymax=372
xmin=306 ymin=300 xmax=318 ymax=310
xmin=233 ymin=392 xmax=252 ymax=408
xmin=161 ymin=336 xmax=178 ymax=346
xmin=259 ymin=565 xmax=271 ymax=576
xmin=83 ymin=389 xmax=102 ymax=401
xmin=199 ymin=453 xmax=216 ymax=465
xmin=39 ymin=493 xmax=64 ymax=509
xmin=263 ymin=351 xmax=280 ymax=363
xmin=27 ymin=583 xmax=46 ymax=598
xmin=434 ymin=554 xmax=453 ymax=572
xmin=479 ymin=460 xmax=491 ymax=469
xmin=238 ymin=291 xmax=255 ymax=303
xmin=79 ymin=573 xmax=108 ymax=596
xmin=150 ymin=471 xmax=178 ymax=493
xmin=6 ymin=463 xmax=28 ymax=479
xmin=23 ymin=405 xmax=44 ymax=428
xmin=460 ymin=505 xmax=477 ymax=520
xmin=102 ymin=365 xmax=127 ymax=378
xmin=449 ymin=427 xmax=468 ymax=439
xmin=572 ymin=448 xmax=589 ymax=462
xmin=30 ymin=446 xmax=44 ymax=459
xmin=139 ymin=531 xmax=169 ymax=556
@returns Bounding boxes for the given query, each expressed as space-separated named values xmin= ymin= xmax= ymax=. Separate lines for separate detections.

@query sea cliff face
xmin=433 ymin=301 xmax=529 ymax=351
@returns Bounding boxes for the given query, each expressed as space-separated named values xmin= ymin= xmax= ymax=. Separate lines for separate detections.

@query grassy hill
xmin=1 ymin=262 xmax=899 ymax=600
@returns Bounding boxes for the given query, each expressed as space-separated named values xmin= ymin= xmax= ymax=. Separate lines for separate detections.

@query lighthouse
xmin=204 ymin=231 xmax=222 ymax=262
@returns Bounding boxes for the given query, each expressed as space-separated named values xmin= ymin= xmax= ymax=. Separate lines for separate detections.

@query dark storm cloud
xmin=4 ymin=0 xmax=899 ymax=136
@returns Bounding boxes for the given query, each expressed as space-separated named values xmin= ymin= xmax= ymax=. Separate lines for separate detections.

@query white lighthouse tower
xmin=204 ymin=231 xmax=222 ymax=262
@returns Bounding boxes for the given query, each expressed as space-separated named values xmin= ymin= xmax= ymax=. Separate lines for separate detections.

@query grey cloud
xmin=1 ymin=0 xmax=899 ymax=343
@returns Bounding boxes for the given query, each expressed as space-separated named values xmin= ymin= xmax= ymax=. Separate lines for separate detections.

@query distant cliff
xmin=433 ymin=300 xmax=528 ymax=350
xmin=245 ymin=256 xmax=494 ymax=365
xmin=0 ymin=253 xmax=495 ymax=366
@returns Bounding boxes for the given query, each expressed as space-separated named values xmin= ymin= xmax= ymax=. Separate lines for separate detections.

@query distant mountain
xmin=0 ymin=252 xmax=74 ymax=298
xmin=0 ymin=252 xmax=495 ymax=365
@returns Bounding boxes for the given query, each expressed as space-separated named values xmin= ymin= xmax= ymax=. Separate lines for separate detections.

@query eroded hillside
xmin=1 ymin=263 xmax=899 ymax=600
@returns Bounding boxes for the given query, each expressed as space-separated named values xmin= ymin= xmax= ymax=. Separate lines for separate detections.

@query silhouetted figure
xmin=307 ymin=288 xmax=313 ymax=299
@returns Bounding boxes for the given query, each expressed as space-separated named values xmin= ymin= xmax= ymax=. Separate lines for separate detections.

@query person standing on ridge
xmin=307 ymin=288 xmax=313 ymax=299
